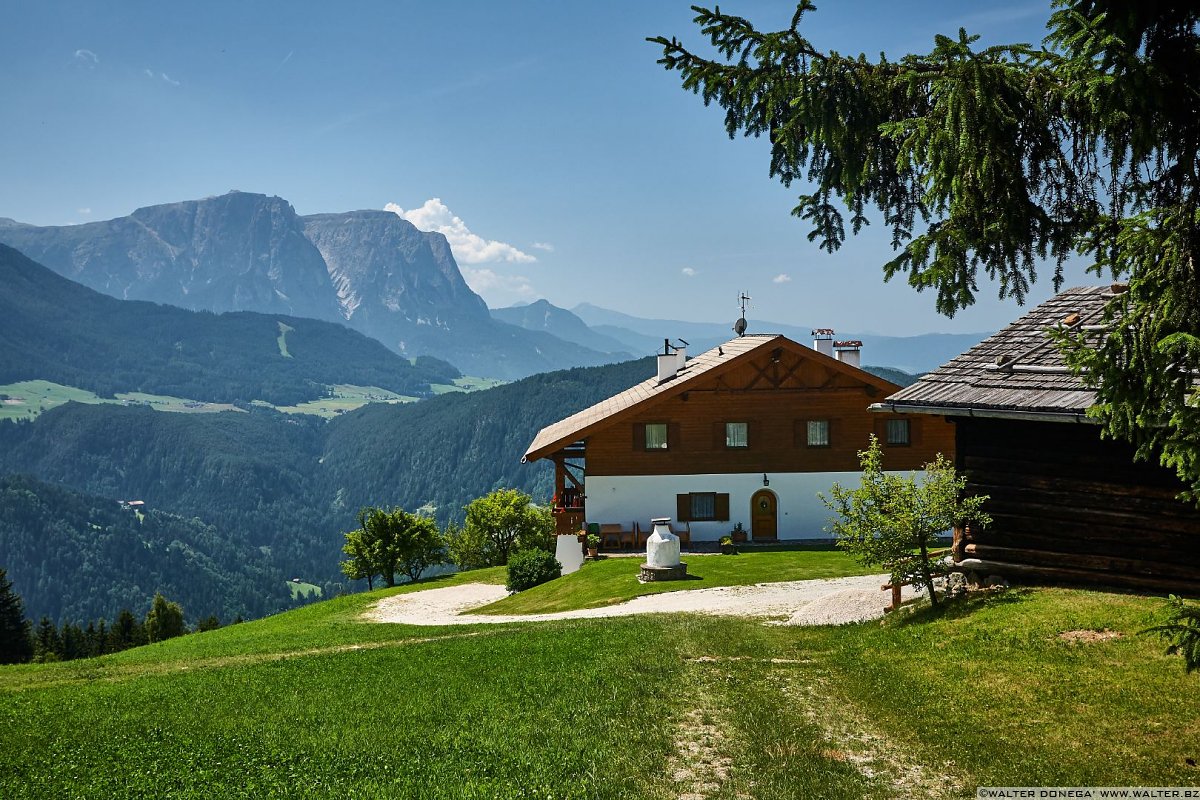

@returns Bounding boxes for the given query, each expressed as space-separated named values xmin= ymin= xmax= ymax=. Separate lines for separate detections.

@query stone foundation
xmin=639 ymin=562 xmax=688 ymax=582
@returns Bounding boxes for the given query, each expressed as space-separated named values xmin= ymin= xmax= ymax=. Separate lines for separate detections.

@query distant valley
xmin=0 ymin=191 xmax=992 ymax=627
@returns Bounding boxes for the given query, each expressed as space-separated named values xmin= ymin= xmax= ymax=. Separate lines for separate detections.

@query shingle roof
xmin=879 ymin=286 xmax=1114 ymax=416
xmin=523 ymin=335 xmax=784 ymax=461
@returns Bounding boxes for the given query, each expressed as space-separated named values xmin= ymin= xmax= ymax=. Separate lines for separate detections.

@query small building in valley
xmin=523 ymin=334 xmax=955 ymax=543
xmin=872 ymin=285 xmax=1200 ymax=594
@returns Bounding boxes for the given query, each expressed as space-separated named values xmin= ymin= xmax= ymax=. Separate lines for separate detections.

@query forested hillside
xmin=0 ymin=475 xmax=292 ymax=624
xmin=0 ymin=358 xmax=654 ymax=622
xmin=0 ymin=244 xmax=459 ymax=405
xmin=321 ymin=357 xmax=655 ymax=515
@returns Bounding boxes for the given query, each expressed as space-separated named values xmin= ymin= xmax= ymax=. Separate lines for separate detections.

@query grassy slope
xmin=476 ymin=551 xmax=875 ymax=615
xmin=0 ymin=380 xmax=244 ymax=421
xmin=1 ymin=378 xmax=500 ymax=422
xmin=2 ymin=562 xmax=1198 ymax=798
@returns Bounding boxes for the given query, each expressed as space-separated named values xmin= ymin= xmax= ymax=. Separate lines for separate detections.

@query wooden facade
xmin=952 ymin=417 xmax=1200 ymax=594
xmin=581 ymin=355 xmax=952 ymax=478
xmin=878 ymin=285 xmax=1200 ymax=595
xmin=526 ymin=334 xmax=955 ymax=538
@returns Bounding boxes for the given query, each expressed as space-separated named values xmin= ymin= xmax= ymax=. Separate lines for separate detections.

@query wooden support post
xmin=882 ymin=582 xmax=902 ymax=612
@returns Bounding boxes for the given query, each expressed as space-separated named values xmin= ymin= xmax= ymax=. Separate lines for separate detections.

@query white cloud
xmin=74 ymin=49 xmax=98 ymax=67
xmin=144 ymin=68 xmax=180 ymax=86
xmin=385 ymin=198 xmax=535 ymax=264
xmin=681 ymin=267 xmax=697 ymax=277
xmin=460 ymin=267 xmax=536 ymax=307
xmin=531 ymin=241 xmax=554 ymax=252
xmin=772 ymin=273 xmax=792 ymax=284
xmin=77 ymin=207 xmax=91 ymax=216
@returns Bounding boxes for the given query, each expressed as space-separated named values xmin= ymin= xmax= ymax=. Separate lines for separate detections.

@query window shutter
xmin=633 ymin=423 xmax=645 ymax=451
xmin=714 ymin=493 xmax=730 ymax=522
xmin=910 ymin=418 xmax=923 ymax=447
xmin=712 ymin=422 xmax=724 ymax=450
xmin=744 ymin=421 xmax=753 ymax=449
xmin=669 ymin=422 xmax=681 ymax=450
xmin=793 ymin=420 xmax=805 ymax=448
xmin=873 ymin=417 xmax=888 ymax=443
xmin=676 ymin=493 xmax=690 ymax=522
xmin=828 ymin=417 xmax=839 ymax=448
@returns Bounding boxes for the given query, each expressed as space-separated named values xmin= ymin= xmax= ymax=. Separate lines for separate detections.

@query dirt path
xmin=364 ymin=574 xmax=919 ymax=626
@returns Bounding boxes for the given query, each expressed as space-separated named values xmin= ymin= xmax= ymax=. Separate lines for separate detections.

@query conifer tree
xmin=0 ymin=567 xmax=33 ymax=664
xmin=33 ymin=616 xmax=60 ymax=662
xmin=652 ymin=2 xmax=1200 ymax=501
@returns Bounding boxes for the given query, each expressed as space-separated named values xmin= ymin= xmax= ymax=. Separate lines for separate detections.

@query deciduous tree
xmin=823 ymin=437 xmax=990 ymax=606
xmin=144 ymin=593 xmax=185 ymax=643
xmin=463 ymin=489 xmax=554 ymax=566
xmin=341 ymin=507 xmax=446 ymax=588
xmin=652 ymin=2 xmax=1200 ymax=501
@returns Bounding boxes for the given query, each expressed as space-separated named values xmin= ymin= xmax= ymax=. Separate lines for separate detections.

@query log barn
xmin=873 ymin=285 xmax=1200 ymax=594
xmin=524 ymin=333 xmax=955 ymax=544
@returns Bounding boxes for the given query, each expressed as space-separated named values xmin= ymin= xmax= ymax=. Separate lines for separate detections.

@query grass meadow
xmin=2 ymin=556 xmax=1198 ymax=798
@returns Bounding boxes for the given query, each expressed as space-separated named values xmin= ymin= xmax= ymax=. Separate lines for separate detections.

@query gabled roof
xmin=524 ymin=334 xmax=900 ymax=462
xmin=876 ymin=286 xmax=1112 ymax=419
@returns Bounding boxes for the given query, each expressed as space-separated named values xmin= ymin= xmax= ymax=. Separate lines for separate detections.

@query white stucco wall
xmin=585 ymin=471 xmax=920 ymax=541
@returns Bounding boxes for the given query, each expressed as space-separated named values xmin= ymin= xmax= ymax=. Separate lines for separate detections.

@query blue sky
xmin=0 ymin=0 xmax=1090 ymax=335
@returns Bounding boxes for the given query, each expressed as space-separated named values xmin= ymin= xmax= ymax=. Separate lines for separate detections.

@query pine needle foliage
xmin=651 ymin=2 xmax=1200 ymax=502
xmin=1143 ymin=595 xmax=1200 ymax=674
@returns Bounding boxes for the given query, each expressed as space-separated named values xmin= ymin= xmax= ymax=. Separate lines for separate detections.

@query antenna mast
xmin=732 ymin=292 xmax=751 ymax=337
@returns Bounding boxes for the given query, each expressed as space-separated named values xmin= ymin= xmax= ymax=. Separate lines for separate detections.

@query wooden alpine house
xmin=873 ymin=285 xmax=1200 ymax=594
xmin=524 ymin=333 xmax=954 ymax=543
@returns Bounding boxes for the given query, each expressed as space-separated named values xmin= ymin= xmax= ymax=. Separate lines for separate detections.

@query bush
xmin=505 ymin=549 xmax=562 ymax=593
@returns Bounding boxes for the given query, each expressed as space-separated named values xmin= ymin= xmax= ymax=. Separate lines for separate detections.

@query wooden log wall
xmin=955 ymin=416 xmax=1200 ymax=595
xmin=583 ymin=348 xmax=955 ymax=477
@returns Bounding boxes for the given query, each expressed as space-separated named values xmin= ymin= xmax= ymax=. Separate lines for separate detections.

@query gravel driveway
xmin=363 ymin=574 xmax=920 ymax=627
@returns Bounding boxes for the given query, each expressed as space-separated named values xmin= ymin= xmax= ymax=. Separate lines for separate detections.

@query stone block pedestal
xmin=639 ymin=562 xmax=688 ymax=582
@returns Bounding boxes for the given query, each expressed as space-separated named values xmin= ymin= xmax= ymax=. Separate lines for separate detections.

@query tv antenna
xmin=732 ymin=292 xmax=751 ymax=337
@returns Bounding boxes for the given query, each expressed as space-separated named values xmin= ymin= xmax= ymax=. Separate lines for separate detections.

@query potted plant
xmin=586 ymin=533 xmax=600 ymax=558
xmin=719 ymin=535 xmax=738 ymax=555
xmin=730 ymin=522 xmax=747 ymax=544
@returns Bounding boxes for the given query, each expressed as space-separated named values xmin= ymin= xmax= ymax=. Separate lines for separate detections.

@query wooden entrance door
xmin=751 ymin=490 xmax=777 ymax=541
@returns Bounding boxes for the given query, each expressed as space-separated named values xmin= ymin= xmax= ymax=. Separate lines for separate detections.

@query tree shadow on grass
xmin=888 ymin=588 xmax=1036 ymax=628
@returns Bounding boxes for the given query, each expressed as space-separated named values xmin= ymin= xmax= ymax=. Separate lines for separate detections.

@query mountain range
xmin=1 ymin=190 xmax=992 ymax=382
xmin=0 ymin=243 xmax=458 ymax=405
xmin=0 ymin=193 xmax=616 ymax=380
xmin=566 ymin=303 xmax=991 ymax=374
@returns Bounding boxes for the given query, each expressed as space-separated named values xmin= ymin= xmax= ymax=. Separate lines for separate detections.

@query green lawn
xmin=430 ymin=375 xmax=507 ymax=394
xmin=2 ymin=558 xmax=1197 ymax=798
xmin=261 ymin=384 xmax=421 ymax=418
xmin=475 ymin=550 xmax=876 ymax=615
xmin=285 ymin=580 xmax=323 ymax=600
xmin=0 ymin=380 xmax=242 ymax=421
xmin=275 ymin=321 xmax=294 ymax=357
xmin=1 ymin=376 xmax=502 ymax=422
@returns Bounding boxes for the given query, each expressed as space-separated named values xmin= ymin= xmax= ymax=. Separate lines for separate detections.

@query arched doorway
xmin=750 ymin=489 xmax=777 ymax=541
